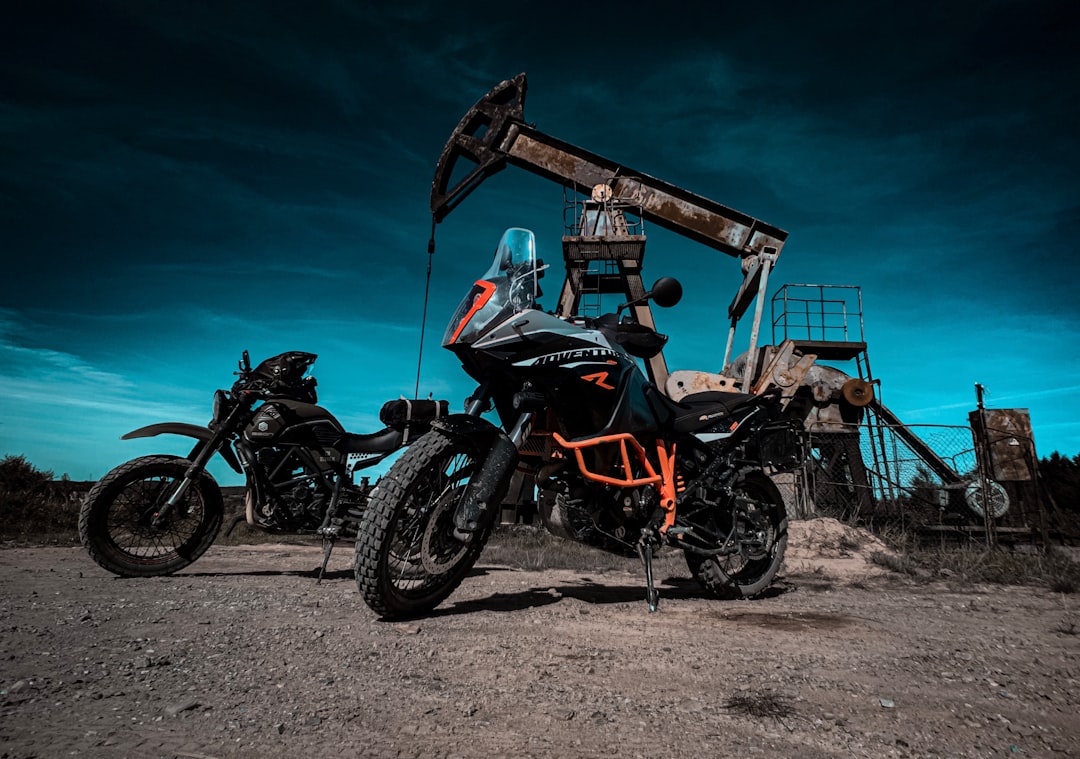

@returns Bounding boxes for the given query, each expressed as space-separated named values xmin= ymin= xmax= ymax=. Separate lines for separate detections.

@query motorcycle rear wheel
xmin=684 ymin=470 xmax=788 ymax=599
xmin=78 ymin=455 xmax=224 ymax=577
xmin=354 ymin=432 xmax=488 ymax=619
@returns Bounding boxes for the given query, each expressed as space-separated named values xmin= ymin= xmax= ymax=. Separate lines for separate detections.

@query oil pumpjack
xmin=427 ymin=73 xmax=1028 ymax=527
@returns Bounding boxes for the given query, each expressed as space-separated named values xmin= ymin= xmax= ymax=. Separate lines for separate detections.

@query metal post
xmin=722 ymin=318 xmax=737 ymax=370
xmin=740 ymin=252 xmax=776 ymax=392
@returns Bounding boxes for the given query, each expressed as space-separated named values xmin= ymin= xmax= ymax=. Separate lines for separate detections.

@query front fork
xmin=150 ymin=410 xmax=244 ymax=528
xmin=150 ymin=442 xmax=217 ymax=524
xmin=450 ymin=385 xmax=530 ymax=539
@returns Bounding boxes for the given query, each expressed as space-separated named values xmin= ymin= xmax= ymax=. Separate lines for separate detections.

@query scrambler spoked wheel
xmin=78 ymin=455 xmax=224 ymax=577
xmin=684 ymin=471 xmax=788 ymax=599
xmin=354 ymin=433 xmax=488 ymax=619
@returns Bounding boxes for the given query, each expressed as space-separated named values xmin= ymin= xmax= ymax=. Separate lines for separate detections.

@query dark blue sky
xmin=2 ymin=0 xmax=1078 ymax=482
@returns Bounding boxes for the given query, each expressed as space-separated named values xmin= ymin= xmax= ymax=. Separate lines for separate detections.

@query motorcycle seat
xmin=658 ymin=390 xmax=761 ymax=434
xmin=335 ymin=427 xmax=405 ymax=454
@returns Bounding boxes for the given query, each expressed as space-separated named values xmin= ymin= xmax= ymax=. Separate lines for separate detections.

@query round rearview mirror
xmin=649 ymin=277 xmax=683 ymax=308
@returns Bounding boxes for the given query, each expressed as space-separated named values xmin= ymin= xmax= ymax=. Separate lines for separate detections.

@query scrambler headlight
xmin=210 ymin=389 xmax=231 ymax=428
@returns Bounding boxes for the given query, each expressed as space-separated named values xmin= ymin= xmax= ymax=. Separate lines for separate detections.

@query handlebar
xmin=586 ymin=313 xmax=668 ymax=360
xmin=229 ymin=373 xmax=317 ymax=404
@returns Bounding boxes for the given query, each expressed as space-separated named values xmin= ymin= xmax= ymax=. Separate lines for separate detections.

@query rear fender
xmin=121 ymin=423 xmax=243 ymax=474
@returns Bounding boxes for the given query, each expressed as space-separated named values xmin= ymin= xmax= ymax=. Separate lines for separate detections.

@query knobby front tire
xmin=78 ymin=455 xmax=223 ymax=577
xmin=354 ymin=432 xmax=489 ymax=619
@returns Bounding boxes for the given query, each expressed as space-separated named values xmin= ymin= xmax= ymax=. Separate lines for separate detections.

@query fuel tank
xmin=477 ymin=309 xmax=663 ymax=439
xmin=244 ymin=399 xmax=345 ymax=447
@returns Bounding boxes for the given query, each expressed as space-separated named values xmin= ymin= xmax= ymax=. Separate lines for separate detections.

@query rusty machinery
xmin=428 ymin=73 xmax=1018 ymax=526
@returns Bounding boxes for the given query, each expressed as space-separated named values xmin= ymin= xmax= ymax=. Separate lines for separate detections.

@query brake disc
xmin=421 ymin=489 xmax=470 ymax=574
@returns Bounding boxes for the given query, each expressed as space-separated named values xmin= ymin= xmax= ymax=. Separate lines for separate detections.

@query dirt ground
xmin=2 ymin=519 xmax=1078 ymax=758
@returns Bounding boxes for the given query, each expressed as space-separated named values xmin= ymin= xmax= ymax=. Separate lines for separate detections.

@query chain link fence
xmin=771 ymin=415 xmax=1049 ymax=545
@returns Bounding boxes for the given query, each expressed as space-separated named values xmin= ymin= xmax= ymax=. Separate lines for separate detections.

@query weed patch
xmin=869 ymin=539 xmax=1080 ymax=591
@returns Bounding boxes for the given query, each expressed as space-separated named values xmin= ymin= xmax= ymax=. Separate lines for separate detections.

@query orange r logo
xmin=581 ymin=371 xmax=615 ymax=390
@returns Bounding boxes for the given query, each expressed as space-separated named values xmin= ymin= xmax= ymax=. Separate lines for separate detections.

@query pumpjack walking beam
xmin=431 ymin=74 xmax=787 ymax=263
xmin=430 ymin=73 xmax=789 ymax=390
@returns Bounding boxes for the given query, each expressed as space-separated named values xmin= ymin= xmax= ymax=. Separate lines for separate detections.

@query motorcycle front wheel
xmin=684 ymin=470 xmax=788 ymax=599
xmin=78 ymin=455 xmax=224 ymax=577
xmin=354 ymin=432 xmax=488 ymax=619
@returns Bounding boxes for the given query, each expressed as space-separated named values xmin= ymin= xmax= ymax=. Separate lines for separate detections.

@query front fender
xmin=429 ymin=415 xmax=519 ymax=535
xmin=121 ymin=422 xmax=243 ymax=474
xmin=429 ymin=414 xmax=505 ymax=451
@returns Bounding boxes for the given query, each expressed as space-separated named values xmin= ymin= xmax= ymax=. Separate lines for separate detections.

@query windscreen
xmin=442 ymin=228 xmax=540 ymax=347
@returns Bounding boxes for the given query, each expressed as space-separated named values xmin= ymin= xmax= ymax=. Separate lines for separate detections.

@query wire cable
xmin=414 ymin=217 xmax=437 ymax=399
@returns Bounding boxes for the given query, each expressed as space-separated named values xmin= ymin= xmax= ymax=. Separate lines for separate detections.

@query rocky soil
xmin=2 ymin=519 xmax=1078 ymax=758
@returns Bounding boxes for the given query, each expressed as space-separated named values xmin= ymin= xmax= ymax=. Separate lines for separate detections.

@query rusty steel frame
xmin=431 ymin=74 xmax=788 ymax=261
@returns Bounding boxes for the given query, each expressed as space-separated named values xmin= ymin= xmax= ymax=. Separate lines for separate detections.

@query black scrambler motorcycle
xmin=354 ymin=228 xmax=802 ymax=618
xmin=79 ymin=350 xmax=446 ymax=580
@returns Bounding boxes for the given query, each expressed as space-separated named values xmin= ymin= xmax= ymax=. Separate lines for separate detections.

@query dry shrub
xmin=0 ymin=455 xmax=82 ymax=544
xmin=722 ymin=690 xmax=794 ymax=720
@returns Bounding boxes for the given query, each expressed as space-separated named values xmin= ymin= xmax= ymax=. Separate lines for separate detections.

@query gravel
xmin=1 ymin=533 xmax=1078 ymax=758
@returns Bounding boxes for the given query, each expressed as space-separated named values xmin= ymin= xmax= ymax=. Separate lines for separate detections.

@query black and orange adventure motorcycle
xmin=354 ymin=228 xmax=802 ymax=617
xmin=79 ymin=351 xmax=446 ymax=580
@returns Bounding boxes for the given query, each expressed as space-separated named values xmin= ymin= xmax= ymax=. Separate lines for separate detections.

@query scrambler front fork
xmin=150 ymin=453 xmax=215 ymax=529
xmin=150 ymin=400 xmax=250 ymax=529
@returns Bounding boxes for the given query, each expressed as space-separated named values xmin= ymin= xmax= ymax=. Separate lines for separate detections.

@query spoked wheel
xmin=354 ymin=432 xmax=488 ymax=619
xmin=78 ymin=455 xmax=223 ymax=577
xmin=685 ymin=470 xmax=788 ymax=599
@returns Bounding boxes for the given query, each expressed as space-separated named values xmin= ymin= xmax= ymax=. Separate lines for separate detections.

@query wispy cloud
xmin=0 ymin=309 xmax=202 ymax=421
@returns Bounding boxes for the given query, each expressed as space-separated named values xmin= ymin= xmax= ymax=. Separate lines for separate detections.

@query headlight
xmin=210 ymin=389 xmax=231 ymax=427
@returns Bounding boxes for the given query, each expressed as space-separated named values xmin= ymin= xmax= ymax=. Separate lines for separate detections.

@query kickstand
xmin=317 ymin=537 xmax=335 ymax=584
xmin=224 ymin=513 xmax=246 ymax=538
xmin=637 ymin=538 xmax=660 ymax=613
